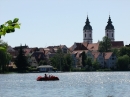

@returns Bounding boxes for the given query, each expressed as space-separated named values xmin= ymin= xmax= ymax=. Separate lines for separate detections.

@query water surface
xmin=0 ymin=72 xmax=130 ymax=97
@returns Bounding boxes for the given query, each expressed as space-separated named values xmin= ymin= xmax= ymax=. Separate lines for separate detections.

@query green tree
xmin=39 ymin=60 xmax=47 ymax=65
xmin=0 ymin=50 xmax=8 ymax=73
xmin=111 ymin=48 xmax=120 ymax=57
xmin=92 ymin=60 xmax=100 ymax=71
xmin=82 ymin=51 xmax=87 ymax=67
xmin=99 ymin=36 xmax=111 ymax=52
xmin=116 ymin=55 xmax=130 ymax=71
xmin=119 ymin=47 xmax=130 ymax=57
xmin=0 ymin=18 xmax=20 ymax=73
xmin=50 ymin=54 xmax=61 ymax=70
xmin=15 ymin=45 xmax=29 ymax=72
xmin=85 ymin=57 xmax=92 ymax=71
xmin=50 ymin=48 xmax=72 ymax=71
xmin=62 ymin=54 xmax=72 ymax=71
xmin=0 ymin=40 xmax=11 ymax=73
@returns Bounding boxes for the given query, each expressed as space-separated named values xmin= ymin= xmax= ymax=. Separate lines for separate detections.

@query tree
xmin=50 ymin=54 xmax=61 ymax=70
xmin=119 ymin=47 xmax=130 ymax=57
xmin=99 ymin=36 xmax=112 ymax=52
xmin=92 ymin=60 xmax=100 ymax=71
xmin=50 ymin=48 xmax=72 ymax=71
xmin=15 ymin=45 xmax=29 ymax=72
xmin=116 ymin=55 xmax=130 ymax=71
xmin=85 ymin=57 xmax=92 ymax=71
xmin=0 ymin=40 xmax=11 ymax=73
xmin=111 ymin=48 xmax=120 ymax=57
xmin=62 ymin=54 xmax=72 ymax=71
xmin=39 ymin=60 xmax=47 ymax=65
xmin=82 ymin=51 xmax=87 ymax=67
xmin=0 ymin=18 xmax=20 ymax=73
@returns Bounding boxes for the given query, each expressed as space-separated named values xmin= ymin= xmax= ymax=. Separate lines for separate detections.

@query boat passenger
xmin=45 ymin=74 xmax=47 ymax=78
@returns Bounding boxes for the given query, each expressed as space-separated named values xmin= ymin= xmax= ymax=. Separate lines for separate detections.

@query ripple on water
xmin=0 ymin=72 xmax=130 ymax=97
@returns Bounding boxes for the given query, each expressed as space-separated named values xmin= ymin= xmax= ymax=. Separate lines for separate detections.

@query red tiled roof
xmin=92 ymin=52 xmax=100 ymax=59
xmin=75 ymin=43 xmax=88 ymax=50
xmin=24 ymin=48 xmax=32 ymax=56
xmin=87 ymin=43 xmax=99 ymax=51
xmin=82 ymin=42 xmax=89 ymax=48
xmin=104 ymin=52 xmax=113 ymax=59
xmin=69 ymin=43 xmax=88 ymax=51
xmin=92 ymin=52 xmax=114 ymax=60
xmin=111 ymin=41 xmax=124 ymax=48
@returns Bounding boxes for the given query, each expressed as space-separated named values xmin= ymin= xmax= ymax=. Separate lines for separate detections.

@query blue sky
xmin=0 ymin=0 xmax=130 ymax=48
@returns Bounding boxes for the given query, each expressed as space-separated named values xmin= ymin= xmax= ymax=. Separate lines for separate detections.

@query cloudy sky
xmin=0 ymin=0 xmax=129 ymax=48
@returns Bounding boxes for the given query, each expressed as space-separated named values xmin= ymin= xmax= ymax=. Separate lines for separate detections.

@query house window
xmin=85 ymin=34 xmax=86 ymax=37
xmin=89 ymin=34 xmax=91 ymax=37
xmin=112 ymin=33 xmax=113 ymax=37
xmin=107 ymin=33 xmax=108 ymax=37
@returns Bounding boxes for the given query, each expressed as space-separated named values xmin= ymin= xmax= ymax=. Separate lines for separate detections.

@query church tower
xmin=83 ymin=16 xmax=93 ymax=43
xmin=105 ymin=15 xmax=115 ymax=41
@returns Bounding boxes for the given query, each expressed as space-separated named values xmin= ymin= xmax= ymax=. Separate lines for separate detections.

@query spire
xmin=83 ymin=15 xmax=92 ymax=30
xmin=85 ymin=15 xmax=90 ymax=25
xmin=107 ymin=15 xmax=112 ymax=24
xmin=105 ymin=15 xmax=114 ymax=30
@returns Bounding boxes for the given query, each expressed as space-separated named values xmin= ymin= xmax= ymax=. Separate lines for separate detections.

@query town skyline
xmin=0 ymin=0 xmax=129 ymax=48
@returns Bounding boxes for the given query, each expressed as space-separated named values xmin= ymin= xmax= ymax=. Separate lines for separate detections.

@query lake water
xmin=0 ymin=72 xmax=130 ymax=97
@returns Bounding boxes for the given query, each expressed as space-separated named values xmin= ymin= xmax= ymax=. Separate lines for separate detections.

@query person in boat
xmin=44 ymin=74 xmax=47 ymax=78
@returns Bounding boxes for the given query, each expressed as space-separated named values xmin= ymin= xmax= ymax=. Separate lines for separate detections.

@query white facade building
xmin=105 ymin=16 xmax=115 ymax=41
xmin=83 ymin=16 xmax=93 ymax=43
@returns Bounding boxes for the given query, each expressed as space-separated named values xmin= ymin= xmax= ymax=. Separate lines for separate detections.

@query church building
xmin=105 ymin=15 xmax=115 ymax=41
xmin=83 ymin=16 xmax=93 ymax=43
xmin=82 ymin=15 xmax=124 ymax=49
xmin=83 ymin=15 xmax=115 ymax=43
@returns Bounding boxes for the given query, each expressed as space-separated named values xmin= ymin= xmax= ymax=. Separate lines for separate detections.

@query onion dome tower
xmin=105 ymin=15 xmax=115 ymax=41
xmin=83 ymin=16 xmax=93 ymax=43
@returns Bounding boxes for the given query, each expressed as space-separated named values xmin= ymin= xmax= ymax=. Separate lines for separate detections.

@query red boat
xmin=37 ymin=75 xmax=59 ymax=81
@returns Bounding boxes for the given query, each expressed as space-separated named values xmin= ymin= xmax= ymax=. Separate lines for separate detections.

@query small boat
xmin=37 ymin=75 xmax=59 ymax=81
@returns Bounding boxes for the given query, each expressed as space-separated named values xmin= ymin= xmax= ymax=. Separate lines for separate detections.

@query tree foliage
xmin=0 ymin=18 xmax=20 ymax=73
xmin=15 ymin=46 xmax=29 ymax=72
xmin=85 ymin=57 xmax=92 ymax=71
xmin=119 ymin=47 xmax=130 ymax=57
xmin=62 ymin=54 xmax=72 ymax=71
xmin=0 ymin=18 xmax=20 ymax=38
xmin=99 ymin=36 xmax=111 ymax=52
xmin=50 ymin=48 xmax=72 ymax=71
xmin=92 ymin=60 xmax=100 ymax=70
xmin=116 ymin=55 xmax=130 ymax=71
xmin=0 ymin=40 xmax=11 ymax=73
xmin=111 ymin=48 xmax=120 ymax=57
xmin=82 ymin=51 xmax=87 ymax=67
xmin=39 ymin=60 xmax=47 ymax=65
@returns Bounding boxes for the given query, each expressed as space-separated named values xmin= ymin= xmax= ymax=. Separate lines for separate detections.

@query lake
xmin=0 ymin=72 xmax=130 ymax=97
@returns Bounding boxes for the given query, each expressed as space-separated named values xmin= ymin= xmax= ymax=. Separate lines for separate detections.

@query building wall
xmin=96 ymin=53 xmax=104 ymax=67
xmin=105 ymin=29 xmax=115 ymax=41
xmin=83 ymin=30 xmax=93 ymax=43
xmin=105 ymin=55 xmax=116 ymax=68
